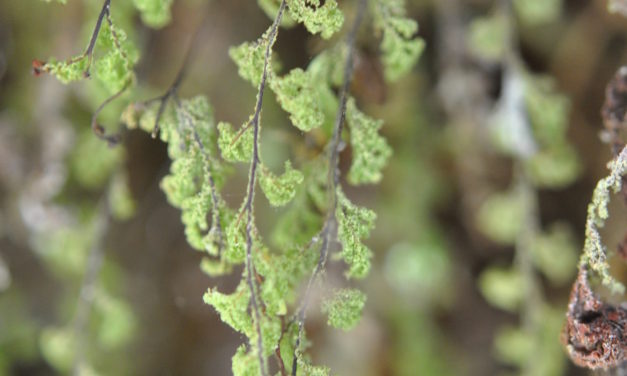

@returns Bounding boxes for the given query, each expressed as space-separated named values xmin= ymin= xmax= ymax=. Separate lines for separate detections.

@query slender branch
xmin=71 ymin=200 xmax=110 ymax=376
xmin=137 ymin=19 xmax=225 ymax=253
xmin=242 ymin=2 xmax=287 ymax=375
xmin=274 ymin=317 xmax=289 ymax=376
xmin=82 ymin=0 xmax=112 ymax=77
xmin=291 ymin=1 xmax=367 ymax=374
xmin=148 ymin=20 xmax=203 ymax=138
xmin=33 ymin=0 xmax=112 ymax=78
xmin=91 ymin=80 xmax=130 ymax=146
xmin=174 ymin=96 xmax=224 ymax=254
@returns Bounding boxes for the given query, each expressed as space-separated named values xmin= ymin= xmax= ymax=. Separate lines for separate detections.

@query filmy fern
xmin=35 ymin=0 xmax=422 ymax=374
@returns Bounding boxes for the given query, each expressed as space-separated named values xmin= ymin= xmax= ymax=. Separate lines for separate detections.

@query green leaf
xmin=230 ymin=33 xmax=275 ymax=87
xmin=133 ymin=0 xmax=173 ymax=28
xmin=39 ymin=327 xmax=75 ymax=373
xmin=218 ymin=121 xmax=254 ymax=163
xmin=285 ymin=0 xmax=344 ymax=39
xmin=322 ymin=289 xmax=366 ymax=330
xmin=231 ymin=345 xmax=260 ymax=376
xmin=530 ymin=223 xmax=578 ymax=285
xmin=71 ymin=129 xmax=124 ymax=189
xmin=336 ymin=189 xmax=376 ymax=278
xmin=257 ymin=0 xmax=297 ymax=27
xmin=525 ymin=144 xmax=580 ymax=189
xmin=346 ymin=97 xmax=392 ymax=185
xmin=94 ymin=292 xmax=135 ymax=349
xmin=467 ymin=14 xmax=506 ymax=62
xmin=493 ymin=326 xmax=534 ymax=366
xmin=476 ymin=189 xmax=525 ymax=245
xmin=108 ymin=172 xmax=136 ymax=220
xmin=204 ymin=281 xmax=252 ymax=335
xmin=259 ymin=161 xmax=304 ymax=206
xmin=524 ymin=75 xmax=571 ymax=147
xmin=478 ymin=266 xmax=524 ymax=312
xmin=514 ymin=0 xmax=562 ymax=25
xmin=372 ymin=0 xmax=424 ymax=81
xmin=270 ymin=68 xmax=324 ymax=131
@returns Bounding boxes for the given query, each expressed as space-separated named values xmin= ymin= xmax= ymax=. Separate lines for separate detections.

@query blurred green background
xmin=1 ymin=0 xmax=627 ymax=375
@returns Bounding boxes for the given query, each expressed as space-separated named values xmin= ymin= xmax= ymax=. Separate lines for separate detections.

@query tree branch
xmin=242 ymin=1 xmax=287 ymax=375
xmin=291 ymin=1 xmax=367 ymax=374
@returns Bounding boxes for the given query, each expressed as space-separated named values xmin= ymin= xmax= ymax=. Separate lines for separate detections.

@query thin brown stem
xmin=91 ymin=80 xmax=130 ymax=146
xmin=243 ymin=1 xmax=287 ymax=375
xmin=173 ymin=96 xmax=224 ymax=254
xmin=291 ymin=0 xmax=367 ymax=374
xmin=82 ymin=0 xmax=112 ymax=77
xmin=148 ymin=19 xmax=204 ymax=138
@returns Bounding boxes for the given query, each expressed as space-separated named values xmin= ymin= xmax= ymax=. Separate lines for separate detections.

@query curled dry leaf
xmin=562 ymin=268 xmax=627 ymax=369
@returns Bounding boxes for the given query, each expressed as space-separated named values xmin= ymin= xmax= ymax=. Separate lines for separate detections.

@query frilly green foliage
xmin=323 ymin=289 xmax=366 ymax=330
xmin=204 ymin=281 xmax=252 ymax=336
xmin=285 ymin=0 xmax=344 ymax=39
xmin=118 ymin=0 xmax=420 ymax=373
xmin=45 ymin=14 xmax=138 ymax=94
xmin=259 ymin=161 xmax=304 ymax=206
xmin=231 ymin=344 xmax=260 ymax=376
xmin=272 ymin=162 xmax=327 ymax=248
xmin=579 ymin=146 xmax=627 ymax=293
xmin=218 ymin=121 xmax=254 ymax=162
xmin=295 ymin=360 xmax=330 ymax=376
xmin=257 ymin=0 xmax=297 ymax=27
xmin=346 ymin=97 xmax=392 ymax=185
xmin=129 ymin=96 xmax=228 ymax=252
xmin=336 ymin=189 xmax=376 ymax=278
xmin=230 ymin=39 xmax=269 ymax=87
xmin=372 ymin=0 xmax=424 ymax=81
xmin=270 ymin=68 xmax=324 ymax=131
xmin=223 ymin=214 xmax=247 ymax=263
xmin=132 ymin=0 xmax=173 ymax=28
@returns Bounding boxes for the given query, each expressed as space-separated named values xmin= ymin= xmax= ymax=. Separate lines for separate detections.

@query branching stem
xmin=243 ymin=1 xmax=287 ymax=374
xmin=291 ymin=1 xmax=367 ymax=374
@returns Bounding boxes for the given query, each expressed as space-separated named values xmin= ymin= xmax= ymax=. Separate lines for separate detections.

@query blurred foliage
xmin=2 ymin=0 xmax=627 ymax=375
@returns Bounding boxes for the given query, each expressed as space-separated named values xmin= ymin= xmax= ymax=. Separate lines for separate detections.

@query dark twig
xmin=242 ymin=1 xmax=287 ymax=375
xmin=91 ymin=80 xmax=130 ymax=146
xmin=32 ymin=0 xmax=112 ymax=78
xmin=290 ymin=1 xmax=367 ymax=374
xmin=174 ymin=96 xmax=224 ymax=254
xmin=82 ymin=0 xmax=112 ymax=77
xmin=147 ymin=21 xmax=202 ymax=138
